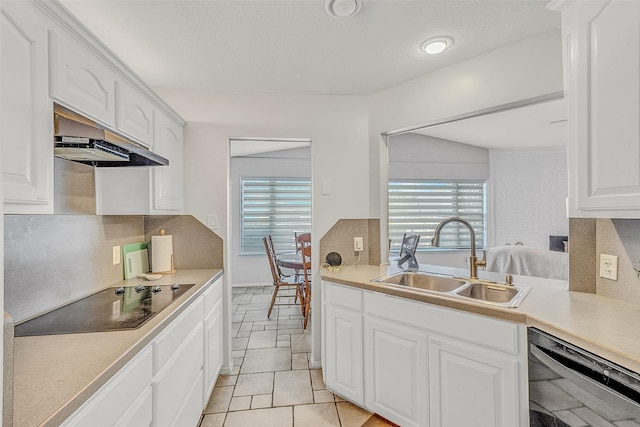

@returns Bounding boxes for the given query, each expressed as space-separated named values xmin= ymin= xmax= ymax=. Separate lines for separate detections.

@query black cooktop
xmin=14 ymin=283 xmax=195 ymax=336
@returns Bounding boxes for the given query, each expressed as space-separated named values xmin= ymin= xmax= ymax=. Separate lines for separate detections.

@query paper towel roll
xmin=151 ymin=231 xmax=174 ymax=273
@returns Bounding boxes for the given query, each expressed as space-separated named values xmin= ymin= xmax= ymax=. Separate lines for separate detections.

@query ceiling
xmin=59 ymin=0 xmax=560 ymax=96
xmin=411 ymin=97 xmax=567 ymax=148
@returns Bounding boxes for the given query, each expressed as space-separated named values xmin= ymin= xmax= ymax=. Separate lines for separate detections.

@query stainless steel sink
xmin=372 ymin=271 xmax=467 ymax=293
xmin=372 ymin=272 xmax=531 ymax=308
xmin=455 ymin=282 xmax=530 ymax=307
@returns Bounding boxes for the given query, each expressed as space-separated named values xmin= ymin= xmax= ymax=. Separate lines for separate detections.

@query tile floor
xmin=199 ymin=286 xmax=391 ymax=427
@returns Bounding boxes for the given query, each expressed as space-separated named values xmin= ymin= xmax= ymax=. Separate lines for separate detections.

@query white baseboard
xmin=232 ymin=282 xmax=271 ymax=287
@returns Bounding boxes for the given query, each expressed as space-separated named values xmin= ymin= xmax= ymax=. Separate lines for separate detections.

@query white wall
xmin=367 ymin=29 xmax=564 ymax=258
xmin=488 ymin=147 xmax=568 ymax=249
xmin=153 ymin=89 xmax=369 ymax=368
xmin=388 ymin=133 xmax=489 ymax=180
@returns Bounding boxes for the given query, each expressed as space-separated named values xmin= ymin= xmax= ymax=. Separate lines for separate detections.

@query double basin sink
xmin=372 ymin=271 xmax=530 ymax=308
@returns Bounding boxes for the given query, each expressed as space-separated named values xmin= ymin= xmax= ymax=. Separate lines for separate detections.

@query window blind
xmin=388 ymin=180 xmax=485 ymax=252
xmin=241 ymin=177 xmax=311 ymax=254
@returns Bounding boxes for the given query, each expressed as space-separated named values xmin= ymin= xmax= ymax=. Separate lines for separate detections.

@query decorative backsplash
xmin=319 ymin=219 xmax=380 ymax=267
xmin=4 ymin=214 xmax=222 ymax=323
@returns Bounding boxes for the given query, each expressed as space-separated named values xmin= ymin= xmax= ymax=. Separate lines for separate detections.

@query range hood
xmin=54 ymin=104 xmax=169 ymax=167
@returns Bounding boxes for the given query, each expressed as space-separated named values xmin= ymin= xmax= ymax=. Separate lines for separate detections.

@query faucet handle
xmin=505 ymin=274 xmax=513 ymax=285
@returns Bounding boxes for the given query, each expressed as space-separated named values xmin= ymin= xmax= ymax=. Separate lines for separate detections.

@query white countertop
xmin=12 ymin=269 xmax=222 ymax=427
xmin=321 ymin=263 xmax=640 ymax=374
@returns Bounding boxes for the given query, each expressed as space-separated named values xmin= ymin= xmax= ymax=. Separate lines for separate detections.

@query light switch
xmin=322 ymin=179 xmax=332 ymax=195
xmin=207 ymin=214 xmax=218 ymax=230
xmin=112 ymin=246 xmax=121 ymax=265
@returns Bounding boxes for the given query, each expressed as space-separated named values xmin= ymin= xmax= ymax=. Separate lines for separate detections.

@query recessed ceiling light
xmin=419 ymin=37 xmax=454 ymax=55
xmin=324 ymin=0 xmax=362 ymax=19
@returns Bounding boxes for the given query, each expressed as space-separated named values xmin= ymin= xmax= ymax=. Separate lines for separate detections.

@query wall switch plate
xmin=207 ymin=214 xmax=218 ymax=230
xmin=354 ymin=237 xmax=364 ymax=252
xmin=599 ymin=254 xmax=618 ymax=280
xmin=112 ymin=245 xmax=121 ymax=265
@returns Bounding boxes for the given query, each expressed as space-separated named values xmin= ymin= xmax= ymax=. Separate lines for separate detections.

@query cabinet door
xmin=204 ymin=298 xmax=224 ymax=400
xmin=1 ymin=1 xmax=53 ymax=213
xmin=116 ymin=82 xmax=154 ymax=147
xmin=564 ymin=1 xmax=640 ymax=216
xmin=154 ymin=322 xmax=204 ymax=427
xmin=324 ymin=283 xmax=364 ymax=405
xmin=49 ymin=29 xmax=117 ymax=126
xmin=365 ymin=316 xmax=428 ymax=427
xmin=62 ymin=347 xmax=153 ymax=427
xmin=152 ymin=111 xmax=183 ymax=212
xmin=428 ymin=336 xmax=521 ymax=427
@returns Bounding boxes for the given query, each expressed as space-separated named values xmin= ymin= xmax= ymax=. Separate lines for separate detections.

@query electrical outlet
xmin=112 ymin=245 xmax=121 ymax=265
xmin=354 ymin=237 xmax=364 ymax=252
xmin=599 ymin=254 xmax=618 ymax=280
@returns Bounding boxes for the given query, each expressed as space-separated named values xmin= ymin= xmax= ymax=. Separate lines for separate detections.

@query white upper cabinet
xmin=116 ymin=82 xmax=154 ymax=147
xmin=96 ymin=111 xmax=184 ymax=215
xmin=49 ymin=28 xmax=117 ymax=127
xmin=1 ymin=0 xmax=185 ymax=215
xmin=1 ymin=1 xmax=54 ymax=214
xmin=553 ymin=0 xmax=640 ymax=217
xmin=152 ymin=111 xmax=184 ymax=212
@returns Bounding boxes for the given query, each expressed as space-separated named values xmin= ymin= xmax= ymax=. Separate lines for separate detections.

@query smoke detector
xmin=324 ymin=0 xmax=362 ymax=19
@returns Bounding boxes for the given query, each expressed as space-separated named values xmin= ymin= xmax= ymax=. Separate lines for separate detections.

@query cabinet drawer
xmin=325 ymin=282 xmax=363 ymax=312
xmin=365 ymin=292 xmax=519 ymax=354
xmin=154 ymin=297 xmax=204 ymax=371
xmin=203 ymin=277 xmax=223 ymax=314
xmin=63 ymin=346 xmax=152 ymax=427
xmin=173 ymin=370 xmax=205 ymax=427
xmin=155 ymin=322 xmax=204 ymax=427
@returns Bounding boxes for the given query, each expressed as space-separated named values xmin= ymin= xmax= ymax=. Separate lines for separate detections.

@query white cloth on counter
xmin=485 ymin=245 xmax=568 ymax=281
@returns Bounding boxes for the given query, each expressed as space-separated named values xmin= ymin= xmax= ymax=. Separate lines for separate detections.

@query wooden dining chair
xmin=294 ymin=232 xmax=311 ymax=280
xmin=301 ymin=244 xmax=312 ymax=329
xmin=263 ymin=237 xmax=304 ymax=318
xmin=267 ymin=234 xmax=291 ymax=281
xmin=294 ymin=232 xmax=311 ymax=253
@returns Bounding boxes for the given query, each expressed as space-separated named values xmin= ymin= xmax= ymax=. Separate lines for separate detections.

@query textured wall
xmin=145 ymin=215 xmax=223 ymax=270
xmin=594 ymin=219 xmax=640 ymax=304
xmin=5 ymin=214 xmax=223 ymax=322
xmin=568 ymin=218 xmax=596 ymax=293
xmin=4 ymin=215 xmax=144 ymax=322
xmin=489 ymin=147 xmax=568 ymax=249
xmin=319 ymin=219 xmax=380 ymax=267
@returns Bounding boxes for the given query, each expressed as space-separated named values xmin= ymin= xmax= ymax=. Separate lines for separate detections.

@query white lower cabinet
xmin=364 ymin=316 xmax=428 ymax=427
xmin=61 ymin=347 xmax=153 ymax=427
xmin=324 ymin=283 xmax=364 ymax=405
xmin=428 ymin=335 xmax=520 ymax=427
xmin=322 ymin=281 xmax=528 ymax=427
xmin=155 ymin=322 xmax=204 ymax=427
xmin=203 ymin=277 xmax=224 ymax=400
xmin=63 ymin=276 xmax=224 ymax=426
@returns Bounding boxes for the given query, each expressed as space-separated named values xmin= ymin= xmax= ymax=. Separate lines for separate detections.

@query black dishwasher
xmin=528 ymin=327 xmax=640 ymax=426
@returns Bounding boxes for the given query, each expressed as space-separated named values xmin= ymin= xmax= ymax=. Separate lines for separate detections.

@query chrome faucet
xmin=431 ymin=217 xmax=486 ymax=279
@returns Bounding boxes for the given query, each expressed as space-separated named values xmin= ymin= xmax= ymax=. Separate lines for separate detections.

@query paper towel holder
xmin=151 ymin=229 xmax=176 ymax=274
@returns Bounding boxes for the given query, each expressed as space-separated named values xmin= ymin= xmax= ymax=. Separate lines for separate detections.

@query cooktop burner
xmin=14 ymin=283 xmax=195 ymax=336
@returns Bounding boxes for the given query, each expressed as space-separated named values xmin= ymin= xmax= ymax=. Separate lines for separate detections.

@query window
xmin=241 ymin=177 xmax=311 ymax=254
xmin=388 ymin=180 xmax=485 ymax=252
